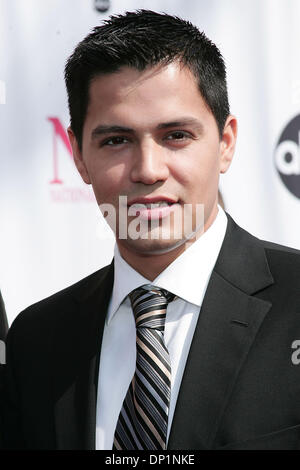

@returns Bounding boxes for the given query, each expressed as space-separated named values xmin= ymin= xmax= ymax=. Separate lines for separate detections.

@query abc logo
xmin=274 ymin=114 xmax=300 ymax=199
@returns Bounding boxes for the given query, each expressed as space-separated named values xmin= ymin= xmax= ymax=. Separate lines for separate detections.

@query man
xmin=3 ymin=10 xmax=300 ymax=450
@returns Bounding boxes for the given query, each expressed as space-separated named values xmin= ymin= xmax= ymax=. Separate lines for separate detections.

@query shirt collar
xmin=106 ymin=206 xmax=228 ymax=324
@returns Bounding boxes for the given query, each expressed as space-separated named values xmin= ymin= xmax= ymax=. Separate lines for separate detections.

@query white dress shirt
xmin=95 ymin=206 xmax=227 ymax=449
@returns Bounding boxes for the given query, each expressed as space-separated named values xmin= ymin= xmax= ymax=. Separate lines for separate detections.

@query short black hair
xmin=65 ymin=9 xmax=230 ymax=150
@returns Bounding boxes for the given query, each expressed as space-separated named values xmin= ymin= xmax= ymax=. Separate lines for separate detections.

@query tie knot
xmin=129 ymin=285 xmax=175 ymax=330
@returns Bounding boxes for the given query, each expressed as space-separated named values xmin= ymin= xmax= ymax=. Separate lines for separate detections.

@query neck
xmin=117 ymin=205 xmax=219 ymax=281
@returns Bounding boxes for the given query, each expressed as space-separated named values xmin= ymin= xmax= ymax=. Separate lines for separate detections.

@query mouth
xmin=127 ymin=196 xmax=177 ymax=205
xmin=127 ymin=197 xmax=179 ymax=221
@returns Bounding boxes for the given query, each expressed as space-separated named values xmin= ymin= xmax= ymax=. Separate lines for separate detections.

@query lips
xmin=130 ymin=201 xmax=171 ymax=209
xmin=127 ymin=197 xmax=178 ymax=221
xmin=127 ymin=196 xmax=177 ymax=207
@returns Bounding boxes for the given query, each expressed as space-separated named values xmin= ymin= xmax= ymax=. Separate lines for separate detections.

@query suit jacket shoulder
xmin=8 ymin=264 xmax=112 ymax=337
xmin=217 ymin=213 xmax=300 ymax=294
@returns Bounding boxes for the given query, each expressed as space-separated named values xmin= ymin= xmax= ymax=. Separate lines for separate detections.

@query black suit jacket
xmin=2 ymin=213 xmax=300 ymax=450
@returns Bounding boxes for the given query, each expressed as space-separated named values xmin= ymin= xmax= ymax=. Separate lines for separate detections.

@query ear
xmin=219 ymin=115 xmax=238 ymax=174
xmin=67 ymin=127 xmax=91 ymax=184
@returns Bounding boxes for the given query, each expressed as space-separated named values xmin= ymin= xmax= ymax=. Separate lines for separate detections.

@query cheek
xmin=170 ymin=145 xmax=220 ymax=199
xmin=173 ymin=150 xmax=219 ymax=184
xmin=89 ymin=161 xmax=129 ymax=204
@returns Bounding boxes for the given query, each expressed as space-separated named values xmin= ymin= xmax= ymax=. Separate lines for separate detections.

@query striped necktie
xmin=113 ymin=284 xmax=175 ymax=450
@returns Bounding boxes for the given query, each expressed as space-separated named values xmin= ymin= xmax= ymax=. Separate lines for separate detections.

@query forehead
xmin=84 ymin=63 xmax=215 ymax=130
xmin=88 ymin=63 xmax=199 ymax=108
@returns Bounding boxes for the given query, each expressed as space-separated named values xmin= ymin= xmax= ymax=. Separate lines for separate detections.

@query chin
xmin=119 ymin=235 xmax=190 ymax=256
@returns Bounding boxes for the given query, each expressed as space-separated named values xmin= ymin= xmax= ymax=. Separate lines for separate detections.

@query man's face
xmin=69 ymin=63 xmax=236 ymax=256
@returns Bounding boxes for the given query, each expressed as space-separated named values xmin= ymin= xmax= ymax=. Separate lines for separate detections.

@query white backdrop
xmin=1 ymin=0 xmax=300 ymax=324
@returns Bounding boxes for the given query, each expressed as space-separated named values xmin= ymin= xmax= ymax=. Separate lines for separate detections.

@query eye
xmin=165 ymin=131 xmax=191 ymax=141
xmin=163 ymin=130 xmax=194 ymax=148
xmin=101 ymin=136 xmax=130 ymax=147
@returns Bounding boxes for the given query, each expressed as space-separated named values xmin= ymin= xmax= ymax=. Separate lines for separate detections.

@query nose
xmin=130 ymin=140 xmax=169 ymax=185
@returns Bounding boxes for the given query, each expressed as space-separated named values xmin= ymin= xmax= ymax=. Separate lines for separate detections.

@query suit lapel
xmin=53 ymin=262 xmax=114 ymax=450
xmin=168 ymin=214 xmax=274 ymax=449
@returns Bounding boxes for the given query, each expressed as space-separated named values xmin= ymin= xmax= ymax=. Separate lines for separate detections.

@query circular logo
xmin=94 ymin=0 xmax=110 ymax=13
xmin=274 ymin=114 xmax=300 ymax=199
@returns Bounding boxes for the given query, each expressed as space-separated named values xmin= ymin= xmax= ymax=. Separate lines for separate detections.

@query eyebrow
xmin=91 ymin=117 xmax=204 ymax=140
xmin=157 ymin=118 xmax=203 ymax=131
xmin=91 ymin=125 xmax=133 ymax=139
